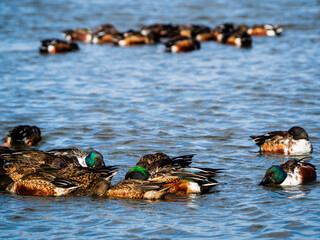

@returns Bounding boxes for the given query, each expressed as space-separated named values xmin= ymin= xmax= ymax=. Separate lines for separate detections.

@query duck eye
xmin=94 ymin=158 xmax=97 ymax=161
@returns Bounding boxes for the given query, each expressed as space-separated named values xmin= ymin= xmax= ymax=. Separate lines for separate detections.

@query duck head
xmin=125 ymin=166 xmax=150 ymax=180
xmin=259 ymin=165 xmax=287 ymax=186
xmin=288 ymin=126 xmax=309 ymax=141
xmin=85 ymin=151 xmax=105 ymax=168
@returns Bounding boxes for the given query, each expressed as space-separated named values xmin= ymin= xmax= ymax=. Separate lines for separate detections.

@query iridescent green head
xmin=85 ymin=151 xmax=105 ymax=168
xmin=288 ymin=126 xmax=309 ymax=140
xmin=259 ymin=165 xmax=287 ymax=186
xmin=125 ymin=166 xmax=150 ymax=180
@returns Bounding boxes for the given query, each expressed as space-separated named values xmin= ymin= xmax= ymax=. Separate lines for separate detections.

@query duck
xmin=107 ymin=163 xmax=219 ymax=200
xmin=0 ymin=150 xmax=118 ymax=197
xmin=3 ymin=125 xmax=42 ymax=148
xmin=0 ymin=146 xmax=80 ymax=169
xmin=109 ymin=153 xmax=221 ymax=200
xmin=62 ymin=28 xmax=93 ymax=43
xmin=140 ymin=23 xmax=180 ymax=39
xmin=113 ymin=30 xmax=159 ymax=46
xmin=179 ymin=24 xmax=213 ymax=42
xmin=164 ymin=36 xmax=200 ymax=53
xmin=91 ymin=24 xmax=119 ymax=44
xmin=47 ymin=148 xmax=106 ymax=168
xmin=212 ymin=23 xmax=235 ymax=43
xmin=0 ymin=146 xmax=109 ymax=171
xmin=0 ymin=147 xmax=79 ymax=191
xmin=4 ymin=163 xmax=118 ymax=196
xmin=0 ymin=145 xmax=118 ymax=196
xmin=259 ymin=159 xmax=316 ymax=186
xmin=247 ymin=24 xmax=283 ymax=37
xmin=225 ymin=29 xmax=252 ymax=48
xmin=250 ymin=126 xmax=313 ymax=155
xmin=5 ymin=170 xmax=81 ymax=196
xmin=39 ymin=39 xmax=79 ymax=54
xmin=127 ymin=153 xmax=222 ymax=181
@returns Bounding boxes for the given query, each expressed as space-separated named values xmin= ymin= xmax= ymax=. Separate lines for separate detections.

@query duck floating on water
xmin=0 ymin=147 xmax=118 ymax=196
xmin=62 ymin=28 xmax=93 ymax=43
xmin=164 ymin=36 xmax=200 ymax=53
xmin=40 ymin=39 xmax=79 ymax=54
xmin=250 ymin=126 xmax=312 ymax=155
xmin=3 ymin=125 xmax=42 ymax=148
xmin=91 ymin=24 xmax=119 ymax=44
xmin=259 ymin=159 xmax=316 ymax=186
xmin=113 ymin=30 xmax=159 ymax=46
xmin=106 ymin=153 xmax=221 ymax=200
xmin=47 ymin=148 xmax=106 ymax=168
xmin=179 ymin=24 xmax=213 ymax=42
xmin=247 ymin=24 xmax=283 ymax=37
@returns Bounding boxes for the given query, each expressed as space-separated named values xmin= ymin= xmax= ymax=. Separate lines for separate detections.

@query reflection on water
xmin=1 ymin=0 xmax=320 ymax=239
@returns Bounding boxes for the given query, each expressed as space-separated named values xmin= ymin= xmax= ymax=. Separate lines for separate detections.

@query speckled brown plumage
xmin=0 ymin=146 xmax=80 ymax=169
xmin=106 ymin=179 xmax=167 ymax=200
xmin=56 ymin=166 xmax=118 ymax=196
xmin=6 ymin=171 xmax=80 ymax=196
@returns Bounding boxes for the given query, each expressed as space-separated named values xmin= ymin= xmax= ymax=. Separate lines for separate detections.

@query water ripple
xmin=1 ymin=0 xmax=320 ymax=239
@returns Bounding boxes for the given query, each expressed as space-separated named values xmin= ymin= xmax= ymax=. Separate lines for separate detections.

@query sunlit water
xmin=1 ymin=0 xmax=320 ymax=239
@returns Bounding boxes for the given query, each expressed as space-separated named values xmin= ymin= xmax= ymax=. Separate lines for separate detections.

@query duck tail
xmin=250 ymin=135 xmax=269 ymax=146
xmin=171 ymin=154 xmax=195 ymax=167
xmin=52 ymin=177 xmax=82 ymax=189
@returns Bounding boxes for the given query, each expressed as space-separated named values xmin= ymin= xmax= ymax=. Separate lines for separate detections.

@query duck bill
xmin=2 ymin=142 xmax=10 ymax=147
xmin=258 ymin=177 xmax=269 ymax=186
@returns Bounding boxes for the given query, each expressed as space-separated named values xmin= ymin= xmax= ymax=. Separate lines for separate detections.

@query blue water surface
xmin=1 ymin=0 xmax=320 ymax=239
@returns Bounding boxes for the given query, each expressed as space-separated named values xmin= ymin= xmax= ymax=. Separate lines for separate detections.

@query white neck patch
xmin=281 ymin=168 xmax=302 ymax=186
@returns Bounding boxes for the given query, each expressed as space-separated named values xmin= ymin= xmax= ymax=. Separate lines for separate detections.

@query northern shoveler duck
xmin=0 ymin=155 xmax=47 ymax=183
xmin=247 ymin=24 xmax=283 ymax=37
xmin=0 ymin=148 xmax=77 ymax=192
xmin=110 ymin=153 xmax=220 ymax=200
xmin=4 ymin=165 xmax=118 ymax=197
xmin=141 ymin=23 xmax=180 ymax=39
xmin=113 ymin=30 xmax=159 ymax=46
xmin=0 ymin=146 xmax=81 ymax=169
xmin=3 ymin=125 xmax=42 ymax=148
xmin=164 ymin=36 xmax=200 ymax=53
xmin=212 ymin=23 xmax=235 ymax=43
xmin=91 ymin=24 xmax=119 ymax=44
xmin=179 ymin=24 xmax=213 ymax=42
xmin=0 ymin=149 xmax=81 ymax=196
xmin=108 ymin=164 xmax=219 ymax=200
xmin=225 ymin=29 xmax=252 ymax=48
xmin=62 ymin=28 xmax=93 ymax=43
xmin=39 ymin=39 xmax=79 ymax=54
xmin=259 ymin=159 xmax=316 ymax=186
xmin=47 ymin=148 xmax=106 ymax=168
xmin=0 ymin=146 xmax=109 ymax=170
xmin=5 ymin=170 xmax=81 ymax=196
xmin=1 ymin=153 xmax=118 ymax=196
xmin=250 ymin=126 xmax=313 ymax=155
